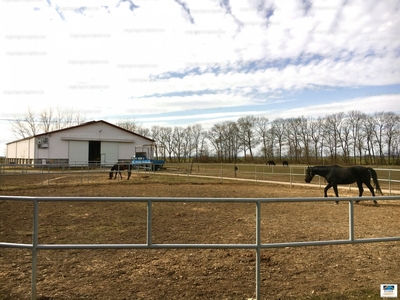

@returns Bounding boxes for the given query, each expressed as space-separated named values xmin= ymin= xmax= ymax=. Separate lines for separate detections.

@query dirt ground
xmin=0 ymin=173 xmax=399 ymax=300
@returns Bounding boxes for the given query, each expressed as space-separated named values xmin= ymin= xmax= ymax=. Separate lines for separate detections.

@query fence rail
xmin=1 ymin=195 xmax=400 ymax=300
xmin=1 ymin=163 xmax=400 ymax=195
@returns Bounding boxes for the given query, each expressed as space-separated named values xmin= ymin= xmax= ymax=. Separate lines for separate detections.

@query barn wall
xmin=101 ymin=142 xmax=119 ymax=163
xmin=6 ymin=138 xmax=36 ymax=163
xmin=68 ymin=141 xmax=89 ymax=165
xmin=61 ymin=122 xmax=136 ymax=143
xmin=6 ymin=142 xmax=17 ymax=159
xmin=47 ymin=135 xmax=69 ymax=159
xmin=118 ymin=143 xmax=135 ymax=160
xmin=6 ymin=121 xmax=155 ymax=165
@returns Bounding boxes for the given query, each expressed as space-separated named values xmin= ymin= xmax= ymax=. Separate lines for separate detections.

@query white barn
xmin=6 ymin=120 xmax=156 ymax=166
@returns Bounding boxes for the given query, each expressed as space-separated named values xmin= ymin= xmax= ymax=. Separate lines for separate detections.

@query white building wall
xmin=6 ymin=121 xmax=155 ymax=165
xmin=119 ymin=143 xmax=135 ymax=160
xmin=68 ymin=141 xmax=88 ymax=165
xmin=6 ymin=141 xmax=17 ymax=159
xmin=101 ymin=142 xmax=119 ymax=164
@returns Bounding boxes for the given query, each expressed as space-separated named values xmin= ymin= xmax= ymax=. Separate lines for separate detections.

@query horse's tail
xmin=368 ymin=167 xmax=383 ymax=195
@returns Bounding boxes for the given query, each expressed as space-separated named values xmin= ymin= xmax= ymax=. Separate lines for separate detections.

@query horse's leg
xmin=355 ymin=182 xmax=364 ymax=204
xmin=113 ymin=172 xmax=117 ymax=180
xmin=324 ymin=183 xmax=332 ymax=197
xmin=364 ymin=181 xmax=378 ymax=204
xmin=332 ymin=184 xmax=340 ymax=204
xmin=127 ymin=171 xmax=131 ymax=180
xmin=324 ymin=183 xmax=338 ymax=203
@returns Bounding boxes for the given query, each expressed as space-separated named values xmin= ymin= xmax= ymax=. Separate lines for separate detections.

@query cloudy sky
xmin=1 ymin=0 xmax=400 ymax=154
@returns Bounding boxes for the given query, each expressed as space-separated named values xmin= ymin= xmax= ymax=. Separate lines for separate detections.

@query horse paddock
xmin=1 ymin=173 xmax=399 ymax=299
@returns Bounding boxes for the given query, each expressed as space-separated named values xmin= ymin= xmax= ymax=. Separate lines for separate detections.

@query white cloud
xmin=0 ymin=0 xmax=399 ymax=153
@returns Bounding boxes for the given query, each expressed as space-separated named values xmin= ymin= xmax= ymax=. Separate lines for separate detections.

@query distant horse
xmin=109 ymin=163 xmax=132 ymax=180
xmin=266 ymin=160 xmax=276 ymax=166
xmin=282 ymin=160 xmax=289 ymax=167
xmin=305 ymin=165 xmax=382 ymax=204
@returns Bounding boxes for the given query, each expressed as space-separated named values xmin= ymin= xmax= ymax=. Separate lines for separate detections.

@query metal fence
xmin=1 ymin=195 xmax=400 ymax=300
xmin=165 ymin=163 xmax=400 ymax=194
xmin=1 ymin=163 xmax=400 ymax=195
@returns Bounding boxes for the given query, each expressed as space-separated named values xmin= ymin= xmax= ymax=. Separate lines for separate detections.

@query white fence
xmin=1 ymin=195 xmax=400 ymax=300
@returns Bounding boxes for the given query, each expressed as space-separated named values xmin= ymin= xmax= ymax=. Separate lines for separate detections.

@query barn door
xmin=88 ymin=141 xmax=101 ymax=166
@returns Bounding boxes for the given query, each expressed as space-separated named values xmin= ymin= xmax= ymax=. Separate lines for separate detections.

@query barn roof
xmin=7 ymin=120 xmax=155 ymax=144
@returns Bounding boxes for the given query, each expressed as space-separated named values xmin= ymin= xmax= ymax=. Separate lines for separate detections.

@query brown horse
xmin=109 ymin=163 xmax=132 ymax=180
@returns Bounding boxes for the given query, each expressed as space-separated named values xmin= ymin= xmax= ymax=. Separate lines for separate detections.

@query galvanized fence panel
xmin=1 ymin=195 xmax=400 ymax=300
xmin=1 ymin=163 xmax=400 ymax=193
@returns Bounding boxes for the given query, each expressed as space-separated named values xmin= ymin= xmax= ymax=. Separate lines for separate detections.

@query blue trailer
xmin=131 ymin=153 xmax=164 ymax=171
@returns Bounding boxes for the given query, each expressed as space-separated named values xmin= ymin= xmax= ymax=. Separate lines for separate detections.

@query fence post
xmin=349 ymin=200 xmax=354 ymax=242
xmin=31 ymin=199 xmax=39 ymax=300
xmin=147 ymin=200 xmax=152 ymax=246
xmin=255 ymin=201 xmax=261 ymax=300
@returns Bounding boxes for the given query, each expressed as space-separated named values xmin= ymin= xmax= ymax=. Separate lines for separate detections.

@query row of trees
xmin=11 ymin=108 xmax=400 ymax=165
xmin=120 ymin=111 xmax=400 ymax=165
xmin=11 ymin=107 xmax=86 ymax=138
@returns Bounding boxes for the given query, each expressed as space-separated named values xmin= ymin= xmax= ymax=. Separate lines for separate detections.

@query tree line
xmin=11 ymin=108 xmax=400 ymax=165
xmin=117 ymin=111 xmax=400 ymax=165
xmin=10 ymin=107 xmax=86 ymax=138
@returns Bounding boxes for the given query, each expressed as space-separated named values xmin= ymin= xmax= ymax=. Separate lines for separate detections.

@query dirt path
xmin=1 ymin=179 xmax=399 ymax=299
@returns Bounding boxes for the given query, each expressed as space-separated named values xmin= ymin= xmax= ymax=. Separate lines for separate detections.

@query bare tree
xmin=237 ymin=116 xmax=259 ymax=161
xmin=223 ymin=121 xmax=240 ymax=162
xmin=11 ymin=108 xmax=40 ymax=138
xmin=191 ymin=124 xmax=206 ymax=161
xmin=40 ymin=107 xmax=54 ymax=133
xmin=270 ymin=118 xmax=286 ymax=161
xmin=298 ymin=116 xmax=312 ymax=164
xmin=347 ymin=111 xmax=366 ymax=164
xmin=362 ymin=115 xmax=377 ymax=164
xmin=371 ymin=112 xmax=387 ymax=164
xmin=150 ymin=125 xmax=163 ymax=159
xmin=207 ymin=123 xmax=224 ymax=161
xmin=11 ymin=107 xmax=86 ymax=139
xmin=158 ymin=126 xmax=173 ymax=162
xmin=334 ymin=112 xmax=351 ymax=163
xmin=116 ymin=118 xmax=139 ymax=132
xmin=285 ymin=118 xmax=304 ymax=163
xmin=309 ymin=117 xmax=324 ymax=163
xmin=10 ymin=118 xmax=32 ymax=139
xmin=171 ymin=127 xmax=185 ymax=162
xmin=382 ymin=112 xmax=400 ymax=164
xmin=181 ymin=126 xmax=195 ymax=161
xmin=254 ymin=116 xmax=269 ymax=160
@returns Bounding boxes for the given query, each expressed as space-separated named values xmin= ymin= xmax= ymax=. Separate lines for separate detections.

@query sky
xmin=1 ymin=0 xmax=400 ymax=154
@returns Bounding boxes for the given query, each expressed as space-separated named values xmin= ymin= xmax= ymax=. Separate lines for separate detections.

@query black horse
xmin=266 ymin=160 xmax=276 ymax=166
xmin=305 ymin=165 xmax=382 ymax=204
xmin=109 ymin=163 xmax=132 ymax=180
xmin=282 ymin=160 xmax=289 ymax=167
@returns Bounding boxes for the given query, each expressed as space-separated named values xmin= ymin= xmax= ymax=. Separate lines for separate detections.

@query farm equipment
xmin=131 ymin=152 xmax=164 ymax=171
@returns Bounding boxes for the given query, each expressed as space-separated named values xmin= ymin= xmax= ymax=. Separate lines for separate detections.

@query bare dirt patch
xmin=1 ymin=174 xmax=399 ymax=300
